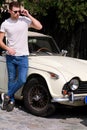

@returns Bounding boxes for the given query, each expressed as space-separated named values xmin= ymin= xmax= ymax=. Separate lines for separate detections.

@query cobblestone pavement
xmin=0 ymin=99 xmax=87 ymax=130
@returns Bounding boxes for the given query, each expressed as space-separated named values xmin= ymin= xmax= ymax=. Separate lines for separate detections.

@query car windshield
xmin=28 ymin=36 xmax=60 ymax=55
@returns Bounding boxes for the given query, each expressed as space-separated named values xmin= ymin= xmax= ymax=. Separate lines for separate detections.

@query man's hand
xmin=20 ymin=9 xmax=29 ymax=17
xmin=7 ymin=47 xmax=16 ymax=55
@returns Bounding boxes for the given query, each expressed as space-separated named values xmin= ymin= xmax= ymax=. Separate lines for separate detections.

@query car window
xmin=28 ymin=36 xmax=60 ymax=54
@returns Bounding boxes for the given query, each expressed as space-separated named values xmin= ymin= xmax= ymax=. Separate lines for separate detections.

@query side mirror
xmin=61 ymin=50 xmax=68 ymax=56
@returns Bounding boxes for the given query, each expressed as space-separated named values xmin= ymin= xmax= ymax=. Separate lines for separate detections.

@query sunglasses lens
xmin=14 ymin=11 xmax=17 ymax=13
xmin=13 ymin=10 xmax=20 ymax=14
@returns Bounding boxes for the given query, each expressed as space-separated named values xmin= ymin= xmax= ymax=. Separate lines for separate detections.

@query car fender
xmin=28 ymin=66 xmax=67 ymax=98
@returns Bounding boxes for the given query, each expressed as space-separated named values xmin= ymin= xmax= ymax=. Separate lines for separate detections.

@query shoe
xmin=1 ymin=93 xmax=10 ymax=110
xmin=7 ymin=101 xmax=15 ymax=112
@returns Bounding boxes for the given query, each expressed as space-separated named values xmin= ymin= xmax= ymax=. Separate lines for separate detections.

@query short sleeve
xmin=23 ymin=16 xmax=32 ymax=26
xmin=0 ymin=22 xmax=6 ymax=33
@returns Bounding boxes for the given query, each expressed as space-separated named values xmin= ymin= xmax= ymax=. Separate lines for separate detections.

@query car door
xmin=0 ymin=56 xmax=8 ymax=92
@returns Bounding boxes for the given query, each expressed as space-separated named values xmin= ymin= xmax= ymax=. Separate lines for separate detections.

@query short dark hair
xmin=9 ymin=1 xmax=20 ymax=10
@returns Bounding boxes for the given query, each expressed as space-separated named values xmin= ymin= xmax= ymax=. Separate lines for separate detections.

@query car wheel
xmin=23 ymin=77 xmax=55 ymax=117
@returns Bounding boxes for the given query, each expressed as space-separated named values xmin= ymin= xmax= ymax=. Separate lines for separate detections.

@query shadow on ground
xmin=15 ymin=99 xmax=87 ymax=120
xmin=0 ymin=96 xmax=87 ymax=119
xmin=50 ymin=104 xmax=87 ymax=127
xmin=0 ymin=97 xmax=87 ymax=127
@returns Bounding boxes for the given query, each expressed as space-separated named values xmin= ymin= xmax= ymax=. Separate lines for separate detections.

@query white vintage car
xmin=0 ymin=31 xmax=87 ymax=117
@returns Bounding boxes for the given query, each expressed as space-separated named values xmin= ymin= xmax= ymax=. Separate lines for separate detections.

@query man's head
xmin=9 ymin=1 xmax=20 ymax=10
xmin=9 ymin=1 xmax=21 ymax=20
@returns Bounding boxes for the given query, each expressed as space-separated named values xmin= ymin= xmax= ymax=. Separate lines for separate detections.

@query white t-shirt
xmin=0 ymin=16 xmax=32 ymax=56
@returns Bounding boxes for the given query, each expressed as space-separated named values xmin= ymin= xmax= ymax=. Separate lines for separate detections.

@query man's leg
xmin=6 ymin=56 xmax=28 ymax=111
xmin=1 ymin=55 xmax=17 ymax=110
xmin=7 ymin=56 xmax=28 ymax=101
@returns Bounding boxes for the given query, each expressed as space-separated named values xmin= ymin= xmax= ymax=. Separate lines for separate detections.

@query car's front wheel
xmin=23 ymin=77 xmax=55 ymax=117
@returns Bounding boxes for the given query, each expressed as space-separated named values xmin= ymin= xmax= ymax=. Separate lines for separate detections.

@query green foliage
xmin=56 ymin=0 xmax=87 ymax=30
xmin=23 ymin=0 xmax=87 ymax=31
xmin=23 ymin=0 xmax=52 ymax=15
xmin=0 ymin=0 xmax=5 ymax=7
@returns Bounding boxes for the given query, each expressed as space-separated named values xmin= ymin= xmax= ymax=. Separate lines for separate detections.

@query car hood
xmin=29 ymin=55 xmax=87 ymax=81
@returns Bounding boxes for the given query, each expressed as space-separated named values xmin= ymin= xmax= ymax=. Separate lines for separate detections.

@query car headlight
xmin=69 ymin=78 xmax=79 ymax=91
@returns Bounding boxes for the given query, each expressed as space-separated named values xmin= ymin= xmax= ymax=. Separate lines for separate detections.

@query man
xmin=0 ymin=1 xmax=42 ymax=112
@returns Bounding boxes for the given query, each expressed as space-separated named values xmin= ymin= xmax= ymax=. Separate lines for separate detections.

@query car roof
xmin=28 ymin=31 xmax=51 ymax=38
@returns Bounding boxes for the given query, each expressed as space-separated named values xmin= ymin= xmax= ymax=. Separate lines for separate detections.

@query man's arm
xmin=27 ymin=13 xmax=42 ymax=30
xmin=0 ymin=32 xmax=16 ymax=55
xmin=21 ymin=9 xmax=43 ymax=30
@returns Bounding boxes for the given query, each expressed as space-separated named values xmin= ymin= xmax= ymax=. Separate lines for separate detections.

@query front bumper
xmin=52 ymin=93 xmax=85 ymax=103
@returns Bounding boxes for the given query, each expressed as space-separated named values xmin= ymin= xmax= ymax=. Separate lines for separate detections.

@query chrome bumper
xmin=52 ymin=93 xmax=85 ymax=103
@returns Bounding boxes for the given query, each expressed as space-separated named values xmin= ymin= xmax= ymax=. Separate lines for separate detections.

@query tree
xmin=22 ymin=0 xmax=87 ymax=58
xmin=0 ymin=0 xmax=5 ymax=7
xmin=22 ymin=0 xmax=87 ymax=31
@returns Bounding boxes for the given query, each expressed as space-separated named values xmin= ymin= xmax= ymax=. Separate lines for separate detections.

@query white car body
xmin=0 ymin=31 xmax=87 ymax=116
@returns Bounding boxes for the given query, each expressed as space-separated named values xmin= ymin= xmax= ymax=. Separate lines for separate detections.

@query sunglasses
xmin=12 ymin=10 xmax=21 ymax=14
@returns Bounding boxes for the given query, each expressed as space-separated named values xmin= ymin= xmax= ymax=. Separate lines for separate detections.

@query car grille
xmin=74 ymin=81 xmax=87 ymax=94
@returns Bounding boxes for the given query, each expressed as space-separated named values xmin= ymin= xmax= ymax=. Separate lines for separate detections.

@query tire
xmin=23 ymin=77 xmax=55 ymax=117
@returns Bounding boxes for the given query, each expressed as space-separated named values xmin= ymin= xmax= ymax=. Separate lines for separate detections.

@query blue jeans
xmin=6 ymin=55 xmax=28 ymax=102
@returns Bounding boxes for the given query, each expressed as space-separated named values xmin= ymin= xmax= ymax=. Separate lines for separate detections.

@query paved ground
xmin=0 ymin=99 xmax=87 ymax=130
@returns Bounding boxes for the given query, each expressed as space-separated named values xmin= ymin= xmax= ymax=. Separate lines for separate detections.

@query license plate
xmin=85 ymin=96 xmax=87 ymax=104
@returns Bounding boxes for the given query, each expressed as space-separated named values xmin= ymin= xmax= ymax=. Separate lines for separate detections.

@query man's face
xmin=9 ymin=7 xmax=21 ymax=20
